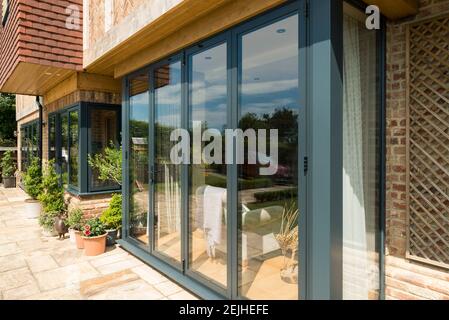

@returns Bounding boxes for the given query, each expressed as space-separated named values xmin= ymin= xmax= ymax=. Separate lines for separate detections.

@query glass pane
xmin=61 ymin=113 xmax=69 ymax=188
xmin=154 ymin=61 xmax=182 ymax=262
xmin=90 ymin=108 xmax=120 ymax=191
xmin=69 ymin=110 xmax=79 ymax=188
xmin=238 ymin=14 xmax=299 ymax=300
xmin=31 ymin=122 xmax=39 ymax=159
xmin=20 ymin=127 xmax=27 ymax=172
xmin=189 ymin=43 xmax=228 ymax=288
xmin=48 ymin=115 xmax=56 ymax=161
xmin=129 ymin=73 xmax=150 ymax=244
xmin=343 ymin=4 xmax=380 ymax=300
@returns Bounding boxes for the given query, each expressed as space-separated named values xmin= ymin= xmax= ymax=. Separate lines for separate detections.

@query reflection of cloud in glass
xmin=242 ymin=79 xmax=298 ymax=96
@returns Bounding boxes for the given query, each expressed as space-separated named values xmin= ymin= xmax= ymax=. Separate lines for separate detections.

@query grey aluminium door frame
xmin=306 ymin=0 xmax=343 ymax=300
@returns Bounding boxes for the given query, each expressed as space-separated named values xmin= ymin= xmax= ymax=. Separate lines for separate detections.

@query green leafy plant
xmin=38 ymin=211 xmax=58 ymax=232
xmin=23 ymin=157 xmax=43 ymax=199
xmin=100 ymin=194 xmax=122 ymax=230
xmin=83 ymin=218 xmax=106 ymax=238
xmin=0 ymin=150 xmax=16 ymax=177
xmin=88 ymin=142 xmax=122 ymax=185
xmin=38 ymin=160 xmax=65 ymax=214
xmin=67 ymin=208 xmax=85 ymax=231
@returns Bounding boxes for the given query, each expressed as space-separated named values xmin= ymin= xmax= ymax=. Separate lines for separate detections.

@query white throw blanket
xmin=203 ymin=186 xmax=226 ymax=258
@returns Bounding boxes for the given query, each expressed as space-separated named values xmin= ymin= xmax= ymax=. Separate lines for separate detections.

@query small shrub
xmin=100 ymin=194 xmax=122 ymax=230
xmin=67 ymin=208 xmax=85 ymax=231
xmin=38 ymin=211 xmax=58 ymax=232
xmin=23 ymin=157 xmax=43 ymax=199
xmin=38 ymin=160 xmax=65 ymax=214
xmin=83 ymin=218 xmax=106 ymax=237
xmin=0 ymin=150 xmax=16 ymax=177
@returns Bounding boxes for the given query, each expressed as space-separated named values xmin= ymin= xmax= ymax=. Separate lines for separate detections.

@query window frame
xmin=20 ymin=119 xmax=39 ymax=172
xmin=47 ymin=102 xmax=121 ymax=195
xmin=87 ymin=104 xmax=122 ymax=193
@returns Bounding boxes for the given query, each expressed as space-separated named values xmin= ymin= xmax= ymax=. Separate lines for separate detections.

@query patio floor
xmin=0 ymin=187 xmax=198 ymax=300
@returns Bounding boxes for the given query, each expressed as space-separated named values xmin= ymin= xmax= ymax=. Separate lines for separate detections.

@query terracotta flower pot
xmin=74 ymin=230 xmax=84 ymax=249
xmin=82 ymin=233 xmax=107 ymax=256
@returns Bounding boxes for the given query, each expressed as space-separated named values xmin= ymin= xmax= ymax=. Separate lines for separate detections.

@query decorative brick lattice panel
xmin=406 ymin=14 xmax=449 ymax=269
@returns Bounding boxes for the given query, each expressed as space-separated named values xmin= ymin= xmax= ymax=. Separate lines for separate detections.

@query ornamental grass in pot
xmin=100 ymin=194 xmax=122 ymax=246
xmin=67 ymin=208 xmax=85 ymax=247
xmin=23 ymin=157 xmax=43 ymax=219
xmin=82 ymin=218 xmax=107 ymax=256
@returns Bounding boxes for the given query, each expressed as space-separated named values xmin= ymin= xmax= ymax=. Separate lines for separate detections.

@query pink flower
xmin=84 ymin=230 xmax=91 ymax=237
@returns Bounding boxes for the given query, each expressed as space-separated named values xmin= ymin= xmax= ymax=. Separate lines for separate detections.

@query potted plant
xmin=67 ymin=208 xmax=85 ymax=248
xmin=38 ymin=160 xmax=66 ymax=237
xmin=1 ymin=150 xmax=16 ymax=188
xmin=23 ymin=157 xmax=43 ymax=219
xmin=100 ymin=194 xmax=122 ymax=246
xmin=82 ymin=218 xmax=107 ymax=256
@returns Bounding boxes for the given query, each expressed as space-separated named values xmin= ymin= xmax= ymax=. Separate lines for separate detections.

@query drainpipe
xmin=35 ymin=96 xmax=43 ymax=167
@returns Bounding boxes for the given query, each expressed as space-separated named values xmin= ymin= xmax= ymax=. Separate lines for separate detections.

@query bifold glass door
xmin=152 ymin=60 xmax=183 ymax=265
xmin=124 ymin=3 xmax=302 ymax=300
xmin=187 ymin=39 xmax=229 ymax=292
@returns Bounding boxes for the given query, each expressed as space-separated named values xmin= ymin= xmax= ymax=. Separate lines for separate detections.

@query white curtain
xmin=343 ymin=15 xmax=369 ymax=300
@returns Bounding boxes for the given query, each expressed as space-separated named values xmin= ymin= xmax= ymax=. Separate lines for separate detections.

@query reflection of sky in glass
xmin=130 ymin=91 xmax=149 ymax=123
xmin=241 ymin=14 xmax=299 ymax=119
xmin=155 ymin=62 xmax=181 ymax=127
xmin=191 ymin=43 xmax=227 ymax=131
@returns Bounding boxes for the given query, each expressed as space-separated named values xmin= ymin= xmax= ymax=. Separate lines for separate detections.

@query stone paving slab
xmin=0 ymin=187 xmax=198 ymax=300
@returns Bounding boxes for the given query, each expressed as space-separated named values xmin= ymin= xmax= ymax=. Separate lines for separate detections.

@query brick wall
xmin=385 ymin=0 xmax=449 ymax=300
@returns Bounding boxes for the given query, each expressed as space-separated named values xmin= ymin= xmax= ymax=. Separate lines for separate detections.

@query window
xmin=188 ymin=41 xmax=228 ymax=289
xmin=89 ymin=108 xmax=120 ymax=191
xmin=48 ymin=103 xmax=121 ymax=194
xmin=69 ymin=110 xmax=79 ymax=189
xmin=20 ymin=120 xmax=39 ymax=172
xmin=128 ymin=72 xmax=150 ymax=244
xmin=48 ymin=114 xmax=57 ymax=162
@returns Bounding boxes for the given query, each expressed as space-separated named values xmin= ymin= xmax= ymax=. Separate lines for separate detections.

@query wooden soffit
xmin=85 ymin=0 xmax=286 ymax=78
xmin=362 ymin=0 xmax=418 ymax=20
xmin=0 ymin=62 xmax=75 ymax=96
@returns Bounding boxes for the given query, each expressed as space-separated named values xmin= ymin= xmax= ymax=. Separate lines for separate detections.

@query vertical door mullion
xmin=181 ymin=51 xmax=189 ymax=274
xmin=148 ymin=67 xmax=155 ymax=253
xmin=229 ymin=29 xmax=239 ymax=300
xmin=298 ymin=0 xmax=308 ymax=300
xmin=122 ymin=77 xmax=129 ymax=239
